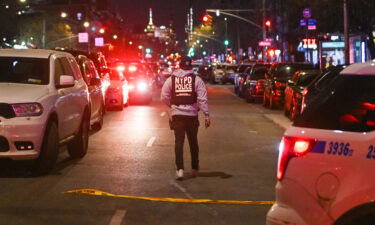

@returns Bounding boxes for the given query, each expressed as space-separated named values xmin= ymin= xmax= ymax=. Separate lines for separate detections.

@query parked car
xmin=211 ymin=64 xmax=225 ymax=84
xmin=267 ymin=61 xmax=375 ymax=225
xmin=284 ymin=69 xmax=320 ymax=120
xmin=263 ymin=62 xmax=315 ymax=109
xmin=106 ymin=69 xmax=129 ymax=110
xmin=242 ymin=63 xmax=272 ymax=102
xmin=198 ymin=65 xmax=212 ymax=81
xmin=56 ymin=49 xmax=111 ymax=103
xmin=234 ymin=63 xmax=253 ymax=94
xmin=0 ymin=49 xmax=90 ymax=174
xmin=301 ymin=65 xmax=348 ymax=113
xmin=75 ymin=55 xmax=105 ymax=130
xmin=221 ymin=64 xmax=239 ymax=84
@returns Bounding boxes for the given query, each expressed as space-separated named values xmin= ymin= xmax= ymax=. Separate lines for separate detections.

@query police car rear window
xmin=294 ymin=75 xmax=375 ymax=132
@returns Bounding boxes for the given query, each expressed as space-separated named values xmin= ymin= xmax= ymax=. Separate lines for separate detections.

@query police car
xmin=267 ymin=60 xmax=375 ymax=225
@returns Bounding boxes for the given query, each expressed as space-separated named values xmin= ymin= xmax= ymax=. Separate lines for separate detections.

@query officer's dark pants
xmin=172 ymin=115 xmax=199 ymax=170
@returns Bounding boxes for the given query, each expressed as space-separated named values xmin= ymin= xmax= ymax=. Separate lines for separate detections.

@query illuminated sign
xmin=78 ymin=32 xmax=88 ymax=43
xmin=307 ymin=19 xmax=316 ymax=30
xmin=302 ymin=38 xmax=317 ymax=49
xmin=322 ymin=41 xmax=345 ymax=48
xmin=95 ymin=37 xmax=104 ymax=47
xmin=258 ymin=41 xmax=272 ymax=47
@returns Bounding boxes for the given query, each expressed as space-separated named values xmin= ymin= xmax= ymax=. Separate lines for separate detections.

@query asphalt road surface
xmin=0 ymin=85 xmax=288 ymax=225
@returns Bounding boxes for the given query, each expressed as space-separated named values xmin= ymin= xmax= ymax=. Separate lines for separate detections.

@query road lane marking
xmin=64 ymin=189 xmax=275 ymax=205
xmin=160 ymin=112 xmax=166 ymax=117
xmin=109 ymin=210 xmax=126 ymax=225
xmin=170 ymin=181 xmax=194 ymax=199
xmin=146 ymin=137 xmax=156 ymax=147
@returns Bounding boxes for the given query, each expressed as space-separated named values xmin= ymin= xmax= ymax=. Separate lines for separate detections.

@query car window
xmin=315 ymin=70 xmax=340 ymax=90
xmin=294 ymin=75 xmax=375 ymax=132
xmin=275 ymin=64 xmax=314 ymax=78
xmin=60 ymin=57 xmax=75 ymax=78
xmin=251 ymin=68 xmax=268 ymax=80
xmin=297 ymin=73 xmax=318 ymax=86
xmin=54 ymin=58 xmax=65 ymax=85
xmin=290 ymin=72 xmax=299 ymax=83
xmin=69 ymin=57 xmax=82 ymax=79
xmin=0 ymin=57 xmax=49 ymax=85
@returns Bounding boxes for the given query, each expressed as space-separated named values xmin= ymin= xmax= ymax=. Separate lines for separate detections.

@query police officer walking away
xmin=161 ymin=56 xmax=210 ymax=180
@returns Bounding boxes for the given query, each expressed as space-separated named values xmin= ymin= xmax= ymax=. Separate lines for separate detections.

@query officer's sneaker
xmin=176 ymin=169 xmax=184 ymax=180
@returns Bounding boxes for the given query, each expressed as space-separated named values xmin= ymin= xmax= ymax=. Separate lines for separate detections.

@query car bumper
xmin=0 ymin=117 xmax=46 ymax=160
xmin=105 ymin=92 xmax=123 ymax=107
xmin=266 ymin=180 xmax=333 ymax=225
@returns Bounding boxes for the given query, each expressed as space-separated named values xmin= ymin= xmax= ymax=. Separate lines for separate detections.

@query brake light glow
xmin=129 ymin=84 xmax=134 ymax=90
xmin=277 ymin=136 xmax=317 ymax=180
xmin=128 ymin=66 xmax=137 ymax=72
xmin=116 ymin=65 xmax=125 ymax=72
xmin=275 ymin=81 xmax=284 ymax=88
xmin=137 ymin=82 xmax=148 ymax=92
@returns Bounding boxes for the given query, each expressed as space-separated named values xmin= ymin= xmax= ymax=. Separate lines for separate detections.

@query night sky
xmin=115 ymin=0 xmax=217 ymax=41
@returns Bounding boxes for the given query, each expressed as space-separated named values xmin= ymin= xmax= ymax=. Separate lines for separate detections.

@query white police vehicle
xmin=267 ymin=60 xmax=375 ymax=225
xmin=0 ymin=49 xmax=90 ymax=175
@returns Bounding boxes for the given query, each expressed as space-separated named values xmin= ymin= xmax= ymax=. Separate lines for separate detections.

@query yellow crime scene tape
xmin=64 ymin=189 xmax=275 ymax=205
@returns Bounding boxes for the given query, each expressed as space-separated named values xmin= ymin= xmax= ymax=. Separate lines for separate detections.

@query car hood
xmin=0 ymin=83 xmax=50 ymax=103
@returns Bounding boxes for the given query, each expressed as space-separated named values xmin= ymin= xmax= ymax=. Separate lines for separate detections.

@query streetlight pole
xmin=343 ymin=0 xmax=350 ymax=64
xmin=262 ymin=0 xmax=266 ymax=61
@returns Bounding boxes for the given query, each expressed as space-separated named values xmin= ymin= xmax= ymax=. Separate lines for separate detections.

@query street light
xmin=99 ymin=28 xmax=105 ymax=34
xmin=113 ymin=35 xmax=118 ymax=39
xmin=83 ymin=21 xmax=90 ymax=28
xmin=60 ymin=12 xmax=67 ymax=18
xmin=19 ymin=0 xmax=27 ymax=3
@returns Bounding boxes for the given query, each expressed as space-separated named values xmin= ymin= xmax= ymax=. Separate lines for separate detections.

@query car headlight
xmin=137 ymin=82 xmax=148 ymax=92
xmin=11 ymin=103 xmax=43 ymax=117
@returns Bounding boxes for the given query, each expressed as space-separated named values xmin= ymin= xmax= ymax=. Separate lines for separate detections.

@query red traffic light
xmin=265 ymin=20 xmax=271 ymax=27
xmin=203 ymin=15 xmax=209 ymax=22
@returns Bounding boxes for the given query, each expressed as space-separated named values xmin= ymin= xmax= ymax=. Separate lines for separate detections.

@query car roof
xmin=340 ymin=60 xmax=375 ymax=75
xmin=0 ymin=49 xmax=69 ymax=58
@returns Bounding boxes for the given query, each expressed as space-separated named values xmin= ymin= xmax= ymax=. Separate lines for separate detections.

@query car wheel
xmin=67 ymin=112 xmax=89 ymax=159
xmin=290 ymin=100 xmax=299 ymax=120
xmin=284 ymin=102 xmax=290 ymax=117
xmin=32 ymin=121 xmax=59 ymax=175
xmin=92 ymin=104 xmax=104 ymax=131
xmin=118 ymin=98 xmax=124 ymax=111
xmin=263 ymin=93 xmax=269 ymax=107
xmin=269 ymin=95 xmax=276 ymax=109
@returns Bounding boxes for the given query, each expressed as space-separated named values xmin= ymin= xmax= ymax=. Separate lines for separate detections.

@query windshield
xmin=294 ymin=75 xmax=375 ymax=132
xmin=0 ymin=57 xmax=49 ymax=85
xmin=109 ymin=70 xmax=124 ymax=80
xmin=238 ymin=65 xmax=249 ymax=73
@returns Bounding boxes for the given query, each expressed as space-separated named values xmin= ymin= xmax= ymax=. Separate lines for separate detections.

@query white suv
xmin=267 ymin=60 xmax=375 ymax=225
xmin=0 ymin=49 xmax=90 ymax=175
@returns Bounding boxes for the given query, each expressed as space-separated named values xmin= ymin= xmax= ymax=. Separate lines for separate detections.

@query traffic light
xmin=265 ymin=19 xmax=271 ymax=32
xmin=224 ymin=40 xmax=229 ymax=46
xmin=202 ymin=14 xmax=213 ymax=26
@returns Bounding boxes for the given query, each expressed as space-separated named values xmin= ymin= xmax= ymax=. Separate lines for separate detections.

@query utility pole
xmin=343 ymin=0 xmax=350 ymax=64
xmin=262 ymin=0 xmax=266 ymax=61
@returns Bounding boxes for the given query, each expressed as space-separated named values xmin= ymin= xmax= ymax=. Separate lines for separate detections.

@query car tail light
xmin=128 ymin=84 xmax=135 ymax=90
xmin=277 ymin=136 xmax=317 ymax=181
xmin=128 ymin=66 xmax=137 ymax=72
xmin=275 ymin=81 xmax=284 ymax=88
xmin=116 ymin=65 xmax=125 ymax=72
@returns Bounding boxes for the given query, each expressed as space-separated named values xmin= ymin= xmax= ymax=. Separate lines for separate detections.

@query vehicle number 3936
xmin=366 ymin=145 xmax=375 ymax=159
xmin=327 ymin=142 xmax=353 ymax=156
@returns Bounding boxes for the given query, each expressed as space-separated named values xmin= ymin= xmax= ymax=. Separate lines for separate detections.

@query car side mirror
xmin=90 ymin=77 xmax=101 ymax=86
xmin=57 ymin=75 xmax=75 ymax=88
